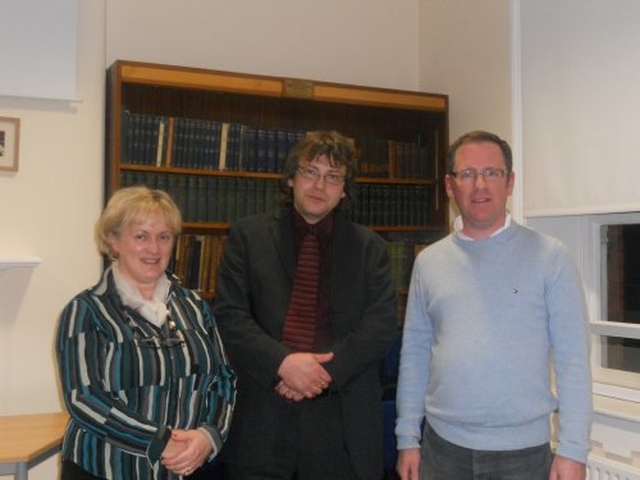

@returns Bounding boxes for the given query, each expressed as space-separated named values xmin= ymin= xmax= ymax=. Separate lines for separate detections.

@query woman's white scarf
xmin=112 ymin=261 xmax=170 ymax=328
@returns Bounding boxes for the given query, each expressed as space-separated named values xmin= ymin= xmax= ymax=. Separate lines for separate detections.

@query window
xmin=527 ymin=213 xmax=640 ymax=402
xmin=590 ymin=213 xmax=640 ymax=400
xmin=602 ymin=223 xmax=640 ymax=371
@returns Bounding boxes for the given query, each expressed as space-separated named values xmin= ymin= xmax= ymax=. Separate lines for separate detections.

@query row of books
xmin=121 ymin=171 xmax=431 ymax=228
xmin=390 ymin=242 xmax=430 ymax=327
xmin=170 ymin=232 xmax=428 ymax=302
xmin=121 ymin=109 xmax=307 ymax=173
xmin=349 ymin=184 xmax=431 ymax=227
xmin=388 ymin=242 xmax=416 ymax=292
xmin=170 ymin=234 xmax=228 ymax=295
xmin=357 ymin=137 xmax=432 ymax=180
xmin=120 ymin=171 xmax=282 ymax=223
xmin=120 ymin=109 xmax=434 ymax=179
xmin=120 ymin=171 xmax=431 ymax=227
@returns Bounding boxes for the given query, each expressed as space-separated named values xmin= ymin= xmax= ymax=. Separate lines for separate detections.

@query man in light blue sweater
xmin=395 ymin=131 xmax=592 ymax=480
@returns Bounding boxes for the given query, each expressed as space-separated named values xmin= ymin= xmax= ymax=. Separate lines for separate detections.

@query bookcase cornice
xmin=113 ymin=60 xmax=447 ymax=112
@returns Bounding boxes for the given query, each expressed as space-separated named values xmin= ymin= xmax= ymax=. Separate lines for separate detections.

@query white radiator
xmin=587 ymin=455 xmax=640 ymax=480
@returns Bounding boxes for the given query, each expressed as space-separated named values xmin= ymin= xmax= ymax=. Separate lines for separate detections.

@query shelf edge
xmin=0 ymin=257 xmax=42 ymax=273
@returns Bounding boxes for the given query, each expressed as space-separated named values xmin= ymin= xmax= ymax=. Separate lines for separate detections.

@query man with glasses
xmin=214 ymin=130 xmax=397 ymax=479
xmin=395 ymin=131 xmax=592 ymax=480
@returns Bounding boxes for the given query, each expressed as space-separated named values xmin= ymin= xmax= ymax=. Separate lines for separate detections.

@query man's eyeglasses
xmin=450 ymin=168 xmax=508 ymax=184
xmin=297 ymin=166 xmax=346 ymax=186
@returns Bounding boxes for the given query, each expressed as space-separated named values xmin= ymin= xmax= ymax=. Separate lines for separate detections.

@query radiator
xmin=587 ymin=455 xmax=640 ymax=480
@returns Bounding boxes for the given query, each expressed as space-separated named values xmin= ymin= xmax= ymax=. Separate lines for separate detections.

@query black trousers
xmin=223 ymin=394 xmax=359 ymax=480
xmin=60 ymin=461 xmax=105 ymax=480
xmin=420 ymin=423 xmax=553 ymax=480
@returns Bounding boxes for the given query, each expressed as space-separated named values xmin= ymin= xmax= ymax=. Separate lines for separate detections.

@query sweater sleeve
xmin=546 ymin=243 xmax=593 ymax=463
xmin=395 ymin=262 xmax=432 ymax=450
xmin=198 ymin=299 xmax=236 ymax=457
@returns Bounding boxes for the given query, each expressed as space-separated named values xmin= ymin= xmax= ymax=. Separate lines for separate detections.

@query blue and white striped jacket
xmin=56 ymin=266 xmax=235 ymax=479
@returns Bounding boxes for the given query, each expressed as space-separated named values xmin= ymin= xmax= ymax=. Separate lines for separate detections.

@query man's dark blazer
xmin=213 ymin=207 xmax=398 ymax=479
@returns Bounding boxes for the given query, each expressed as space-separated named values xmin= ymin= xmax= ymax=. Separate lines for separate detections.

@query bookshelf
xmin=106 ymin=60 xmax=449 ymax=309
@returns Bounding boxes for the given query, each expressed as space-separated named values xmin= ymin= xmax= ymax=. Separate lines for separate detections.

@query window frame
xmin=585 ymin=213 xmax=640 ymax=402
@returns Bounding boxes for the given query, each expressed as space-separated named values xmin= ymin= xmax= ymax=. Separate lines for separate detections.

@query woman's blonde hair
xmin=95 ymin=186 xmax=182 ymax=260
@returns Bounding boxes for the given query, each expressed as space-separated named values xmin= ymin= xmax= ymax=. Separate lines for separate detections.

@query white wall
xmin=417 ymin=0 xmax=516 ymax=221
xmin=106 ymin=0 xmax=420 ymax=91
xmin=418 ymin=0 xmax=512 ymax=144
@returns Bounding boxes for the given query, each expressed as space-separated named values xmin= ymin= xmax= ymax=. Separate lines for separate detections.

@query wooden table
xmin=0 ymin=412 xmax=68 ymax=480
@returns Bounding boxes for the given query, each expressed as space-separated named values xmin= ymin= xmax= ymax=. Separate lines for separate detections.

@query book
xmin=217 ymin=177 xmax=228 ymax=222
xmin=155 ymin=116 xmax=168 ymax=167
xmin=238 ymin=124 xmax=256 ymax=172
xmin=169 ymin=174 xmax=188 ymax=219
xmin=187 ymin=235 xmax=204 ymax=289
xmin=208 ymin=234 xmax=229 ymax=296
xmin=235 ymin=177 xmax=247 ymax=220
xmin=246 ymin=178 xmax=257 ymax=216
xmin=266 ymin=128 xmax=277 ymax=173
xmin=165 ymin=117 xmax=175 ymax=167
xmin=186 ymin=175 xmax=199 ymax=222
xmin=120 ymin=108 xmax=134 ymax=164
xmin=255 ymin=127 xmax=268 ymax=173
xmin=225 ymin=123 xmax=242 ymax=171
xmin=203 ymin=120 xmax=222 ymax=170
xmin=218 ymin=122 xmax=230 ymax=171
xmin=207 ymin=177 xmax=220 ymax=223
xmin=171 ymin=117 xmax=187 ymax=168
xmin=226 ymin=177 xmax=237 ymax=221
xmin=198 ymin=235 xmax=212 ymax=292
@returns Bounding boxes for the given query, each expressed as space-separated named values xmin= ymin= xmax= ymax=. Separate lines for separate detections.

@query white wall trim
xmin=510 ymin=0 xmax=523 ymax=223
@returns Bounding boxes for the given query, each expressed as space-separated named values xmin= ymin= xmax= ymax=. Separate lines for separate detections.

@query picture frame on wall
xmin=0 ymin=116 xmax=21 ymax=172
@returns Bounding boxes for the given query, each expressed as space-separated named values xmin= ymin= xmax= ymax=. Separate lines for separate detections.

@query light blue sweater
xmin=395 ymin=221 xmax=592 ymax=463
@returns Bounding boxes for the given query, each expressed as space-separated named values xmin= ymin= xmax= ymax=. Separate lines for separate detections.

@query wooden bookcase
xmin=106 ymin=60 xmax=449 ymax=308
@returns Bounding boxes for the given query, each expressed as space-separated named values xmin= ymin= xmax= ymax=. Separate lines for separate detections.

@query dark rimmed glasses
xmin=297 ymin=166 xmax=346 ymax=185
xmin=450 ymin=167 xmax=508 ymax=184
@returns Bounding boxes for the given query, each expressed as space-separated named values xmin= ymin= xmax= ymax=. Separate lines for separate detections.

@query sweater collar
xmin=453 ymin=212 xmax=512 ymax=242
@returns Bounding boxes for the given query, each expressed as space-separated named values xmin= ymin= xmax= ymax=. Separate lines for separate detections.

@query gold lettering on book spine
xmin=283 ymin=79 xmax=314 ymax=98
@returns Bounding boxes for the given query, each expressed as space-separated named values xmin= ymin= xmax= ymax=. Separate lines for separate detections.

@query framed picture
xmin=0 ymin=117 xmax=21 ymax=172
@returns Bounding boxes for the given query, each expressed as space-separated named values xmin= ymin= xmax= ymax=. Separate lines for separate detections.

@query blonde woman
xmin=56 ymin=186 xmax=235 ymax=479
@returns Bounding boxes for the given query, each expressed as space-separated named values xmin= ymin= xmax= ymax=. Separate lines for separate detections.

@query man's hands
xmin=275 ymin=352 xmax=333 ymax=401
xmin=549 ymin=455 xmax=586 ymax=480
xmin=396 ymin=448 xmax=421 ymax=480
xmin=161 ymin=429 xmax=213 ymax=476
